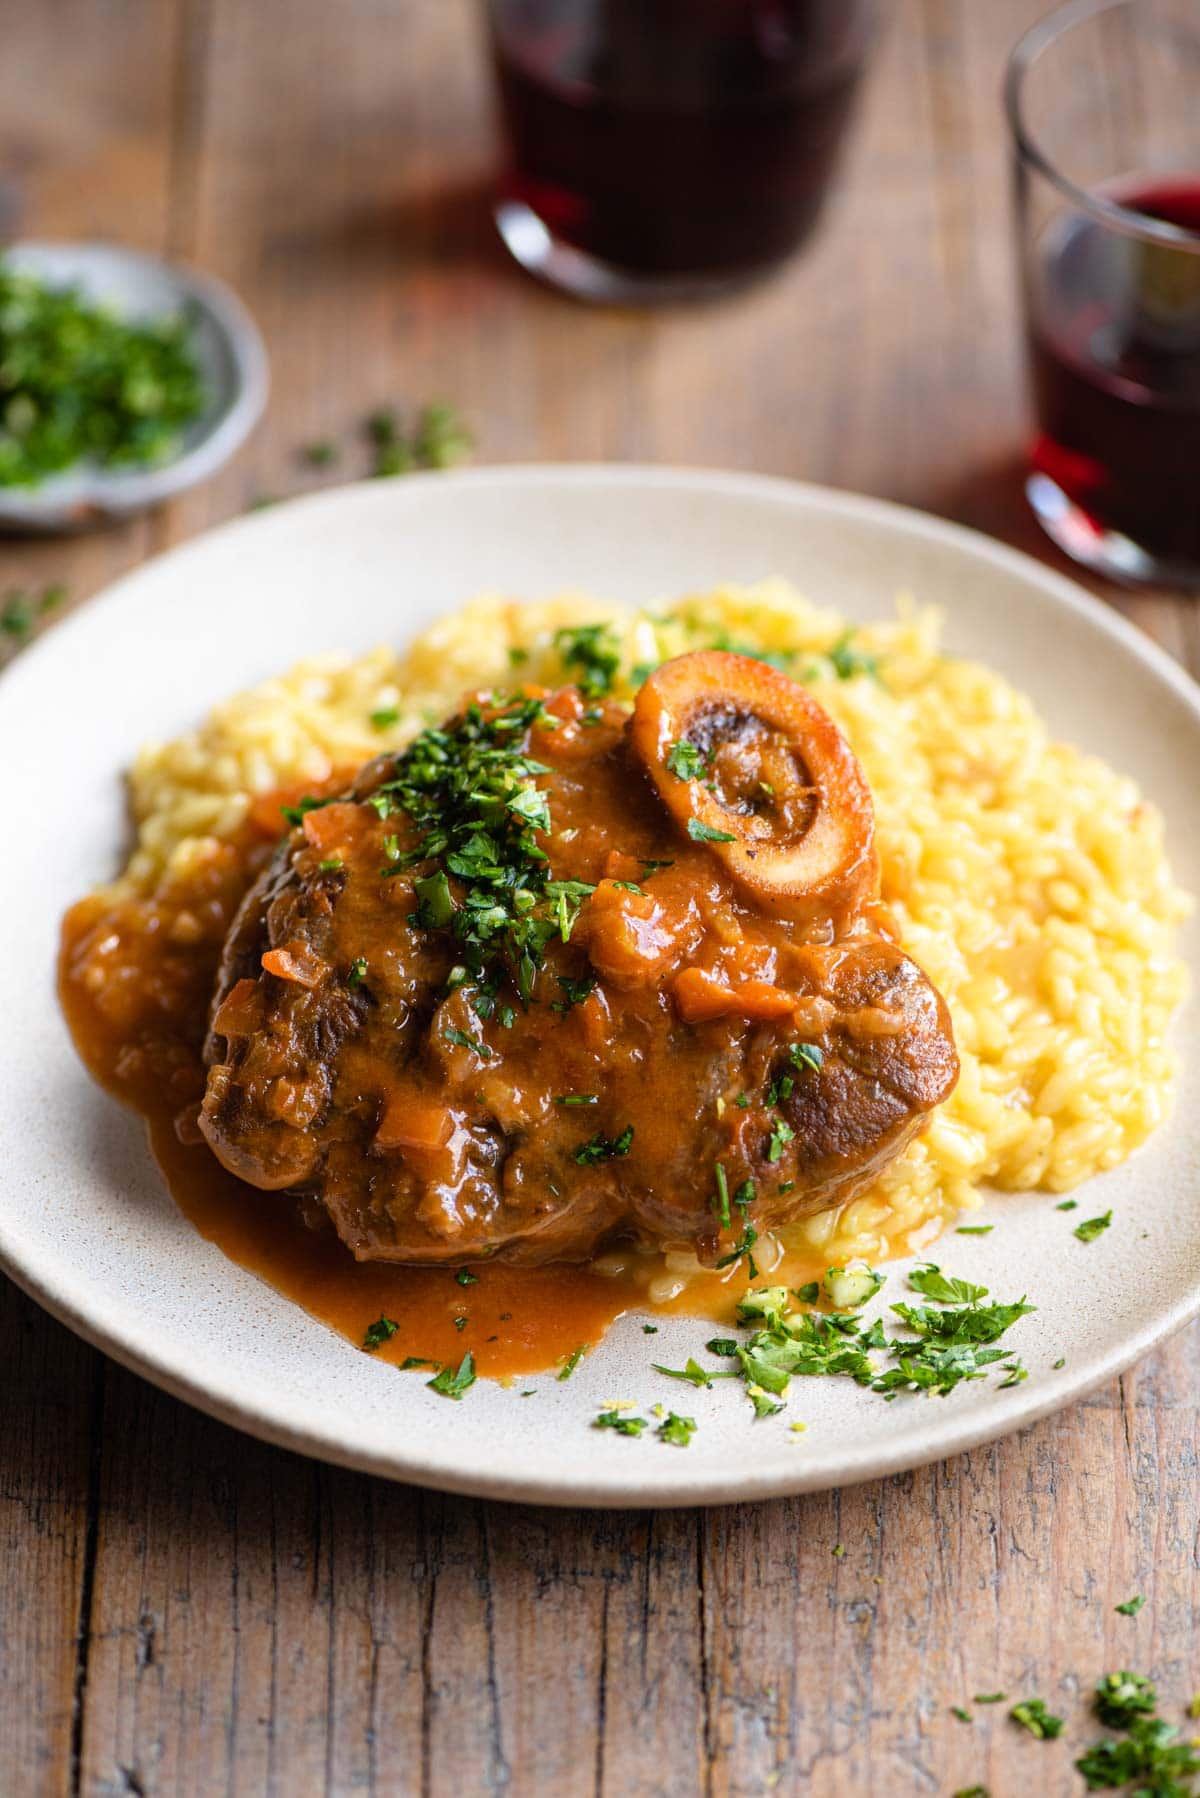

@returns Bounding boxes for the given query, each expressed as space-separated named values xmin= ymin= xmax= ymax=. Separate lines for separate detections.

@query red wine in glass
xmin=1027 ymin=178 xmax=1200 ymax=578
xmin=487 ymin=0 xmax=875 ymax=297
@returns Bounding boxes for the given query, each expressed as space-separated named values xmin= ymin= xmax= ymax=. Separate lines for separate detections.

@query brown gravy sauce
xmin=59 ymin=829 xmax=827 ymax=1380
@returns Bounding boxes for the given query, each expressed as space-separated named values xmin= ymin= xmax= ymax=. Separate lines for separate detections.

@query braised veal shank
xmin=200 ymin=653 xmax=958 ymax=1267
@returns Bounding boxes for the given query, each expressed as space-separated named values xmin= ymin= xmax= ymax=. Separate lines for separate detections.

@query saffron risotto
xmin=116 ymin=583 xmax=1190 ymax=1297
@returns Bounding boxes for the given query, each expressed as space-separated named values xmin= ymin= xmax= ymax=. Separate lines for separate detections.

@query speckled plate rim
xmin=1 ymin=464 xmax=1198 ymax=1508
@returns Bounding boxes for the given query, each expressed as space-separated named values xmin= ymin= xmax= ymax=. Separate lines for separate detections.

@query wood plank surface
xmin=1 ymin=2 xmax=1197 ymax=1794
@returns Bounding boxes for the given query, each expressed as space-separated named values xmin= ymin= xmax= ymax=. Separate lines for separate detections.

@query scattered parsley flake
xmin=574 ymin=1125 xmax=633 ymax=1166
xmin=951 ymin=1705 xmax=973 ymax=1724
xmin=370 ymin=705 xmax=401 ymax=729
xmin=455 ymin=1268 xmax=479 ymax=1287
xmin=793 ymin=1281 xmax=820 ymax=1304
xmin=973 ymin=1692 xmax=1006 ymax=1704
xmin=665 ymin=740 xmax=708 ymax=780
xmin=657 ymin=1412 xmax=696 ymax=1448
xmin=788 ymin=1042 xmax=823 ymax=1073
xmin=642 ymin=1324 xmax=658 ymax=1335
xmin=1075 ymin=1210 xmax=1113 ymax=1244
xmin=1114 ymin=1594 xmax=1147 ymax=1616
xmin=362 ymin=1315 xmax=399 ymax=1350
xmin=553 ymin=971 xmax=597 ymax=1012
xmin=956 ymin=1225 xmax=994 ymax=1235
xmin=555 ymin=1093 xmax=598 ymax=1108
xmin=594 ymin=1407 xmax=648 ymax=1437
xmin=347 ymin=956 xmax=368 ymax=987
xmin=687 ymin=817 xmax=737 ymax=844
xmin=557 ymin=1343 xmax=589 ymax=1381
xmin=427 ymin=1352 xmax=476 ymax=1400
xmin=1056 ymin=1199 xmax=1079 ymax=1211
xmin=1010 ymin=1698 xmax=1063 ymax=1740
xmin=553 ymin=622 xmax=621 ymax=697
xmin=1095 ymin=1670 xmax=1157 ymax=1727
xmin=443 ymin=1024 xmax=492 ymax=1060
xmin=1077 ymin=1715 xmax=1200 ymax=1790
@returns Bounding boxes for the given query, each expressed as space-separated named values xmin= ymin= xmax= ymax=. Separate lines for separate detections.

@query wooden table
xmin=3 ymin=3 xmax=1197 ymax=1793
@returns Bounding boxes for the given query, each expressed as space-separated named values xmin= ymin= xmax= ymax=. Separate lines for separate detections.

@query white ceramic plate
xmin=3 ymin=467 xmax=1198 ymax=1507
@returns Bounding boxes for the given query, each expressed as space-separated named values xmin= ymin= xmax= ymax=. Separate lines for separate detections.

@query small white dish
xmin=0 ymin=241 xmax=268 ymax=531
xmin=1 ymin=466 xmax=1197 ymax=1507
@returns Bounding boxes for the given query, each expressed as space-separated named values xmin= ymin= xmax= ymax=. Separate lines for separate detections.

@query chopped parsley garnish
xmin=553 ymin=972 xmax=597 ymax=1012
xmin=828 ymin=631 xmax=879 ymax=682
xmin=711 ymin=1163 xmax=731 ymax=1229
xmin=715 ymin=1180 xmax=759 ymax=1276
xmin=574 ymin=1125 xmax=633 ymax=1166
xmin=346 ymin=956 xmax=368 ymax=986
xmin=950 ymin=1706 xmax=973 ymax=1724
xmin=555 ymin=1093 xmax=598 ymax=1107
xmin=687 ymin=817 xmax=737 ymax=844
xmin=1074 ymin=1210 xmax=1113 ymax=1244
xmin=370 ymin=706 xmax=401 ymax=730
xmin=1095 ymin=1671 xmax=1157 ymax=1728
xmin=706 ymin=1337 xmax=739 ymax=1357
xmin=1114 ymin=1594 xmax=1146 ymax=1616
xmin=767 ymin=1120 xmax=795 ymax=1163
xmin=302 ymin=439 xmax=338 ymax=468
xmin=956 ymin=1225 xmax=993 ymax=1235
xmin=1 ymin=581 xmax=65 ymax=652
xmin=1056 ymin=1199 xmax=1079 ymax=1211
xmin=556 ymin=1343 xmax=589 ymax=1381
xmin=610 ymin=880 xmax=645 ymax=894
xmin=642 ymin=1324 xmax=658 ymax=1335
xmin=640 ymin=859 xmax=674 ymax=877
xmin=1010 ymin=1698 xmax=1064 ymax=1740
xmin=1077 ymin=1717 xmax=1200 ymax=1789
xmin=553 ymin=621 xmax=621 ymax=697
xmin=453 ymin=1315 xmax=468 ymax=1332
xmin=658 ymin=1412 xmax=697 ymax=1448
xmin=652 ymin=1358 xmax=728 ymax=1390
xmin=455 ymin=1268 xmax=479 ymax=1287
xmin=443 ymin=1024 xmax=492 ymax=1059
xmin=594 ymin=1408 xmax=647 ymax=1436
xmin=789 ymin=1041 xmax=823 ymax=1073
xmin=378 ymin=694 xmax=594 ymax=1003
xmin=362 ymin=1315 xmax=399 ymax=1350
xmin=665 ymin=740 xmax=708 ymax=781
xmin=793 ymin=1281 xmax=820 ymax=1304
xmin=692 ymin=1266 xmax=1036 ymax=1415
xmin=318 ymin=856 xmax=343 ymax=873
xmin=0 ymin=259 xmax=206 ymax=487
xmin=973 ymin=1692 xmax=1006 ymax=1704
xmin=427 ymin=1352 xmax=476 ymax=1399
xmin=399 ymin=1355 xmax=438 ymax=1371
xmin=367 ymin=401 xmax=472 ymax=477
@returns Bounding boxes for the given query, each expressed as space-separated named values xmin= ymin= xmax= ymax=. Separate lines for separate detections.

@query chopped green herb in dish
xmin=362 ymin=1314 xmax=399 ymax=1350
xmin=1074 ymin=1210 xmax=1113 ymax=1244
xmin=1009 ymin=1697 xmax=1064 ymax=1740
xmin=0 ymin=259 xmax=206 ymax=487
xmin=427 ymin=1352 xmax=476 ymax=1399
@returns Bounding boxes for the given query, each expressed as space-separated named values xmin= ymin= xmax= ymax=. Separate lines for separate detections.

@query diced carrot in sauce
xmin=375 ymin=1092 xmax=454 ymax=1152
xmin=674 ymin=966 xmax=799 ymax=1024
xmin=261 ymin=943 xmax=328 ymax=988
xmin=301 ymin=802 xmax=361 ymax=855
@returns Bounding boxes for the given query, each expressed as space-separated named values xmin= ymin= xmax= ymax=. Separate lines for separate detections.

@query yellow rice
xmin=114 ymin=582 xmax=1191 ymax=1284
